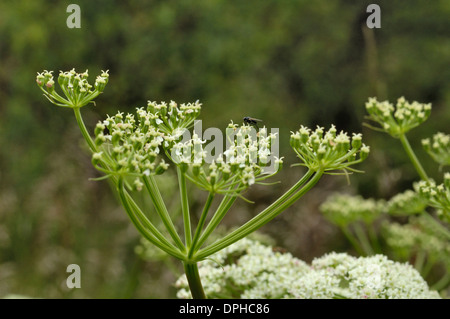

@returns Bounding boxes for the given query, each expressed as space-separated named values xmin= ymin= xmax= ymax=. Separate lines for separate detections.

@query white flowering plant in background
xmin=320 ymin=97 xmax=450 ymax=294
xmin=174 ymin=238 xmax=440 ymax=299
xmin=37 ymin=69 xmax=370 ymax=299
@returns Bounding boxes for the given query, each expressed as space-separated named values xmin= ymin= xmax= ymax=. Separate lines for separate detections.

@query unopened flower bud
xmin=360 ymin=145 xmax=370 ymax=160
xmin=351 ymin=133 xmax=362 ymax=149
xmin=92 ymin=152 xmax=103 ymax=166
xmin=95 ymin=122 xmax=106 ymax=136
xmin=134 ymin=178 xmax=144 ymax=191
xmin=155 ymin=160 xmax=169 ymax=175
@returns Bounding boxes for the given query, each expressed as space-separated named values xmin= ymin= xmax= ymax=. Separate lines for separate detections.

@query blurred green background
xmin=0 ymin=0 xmax=449 ymax=298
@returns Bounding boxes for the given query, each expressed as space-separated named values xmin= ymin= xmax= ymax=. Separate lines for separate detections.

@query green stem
xmin=117 ymin=178 xmax=184 ymax=260
xmin=183 ymin=262 xmax=206 ymax=299
xmin=399 ymin=134 xmax=429 ymax=181
xmin=178 ymin=166 xmax=192 ymax=247
xmin=341 ymin=226 xmax=366 ymax=256
xmin=421 ymin=256 xmax=435 ymax=279
xmin=143 ymin=175 xmax=185 ymax=252
xmin=195 ymin=169 xmax=320 ymax=260
xmin=196 ymin=194 xmax=237 ymax=250
xmin=189 ymin=192 xmax=215 ymax=258
xmin=367 ymin=224 xmax=382 ymax=254
xmin=414 ymin=250 xmax=426 ymax=273
xmin=431 ymin=271 xmax=450 ymax=291
xmin=353 ymin=223 xmax=374 ymax=256
xmin=422 ymin=213 xmax=450 ymax=241
xmin=73 ymin=107 xmax=97 ymax=153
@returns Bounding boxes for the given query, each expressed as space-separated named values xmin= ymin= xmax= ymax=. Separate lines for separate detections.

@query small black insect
xmin=243 ymin=117 xmax=262 ymax=128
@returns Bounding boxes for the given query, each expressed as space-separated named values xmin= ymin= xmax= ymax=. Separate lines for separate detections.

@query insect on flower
xmin=243 ymin=117 xmax=262 ymax=129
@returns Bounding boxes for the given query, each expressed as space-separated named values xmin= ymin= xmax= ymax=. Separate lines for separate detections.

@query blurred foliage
xmin=0 ymin=0 xmax=449 ymax=298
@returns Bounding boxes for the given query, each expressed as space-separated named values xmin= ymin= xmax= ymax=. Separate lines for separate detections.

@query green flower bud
xmin=351 ymin=133 xmax=362 ymax=149
xmin=95 ymin=76 xmax=107 ymax=92
xmin=290 ymin=133 xmax=301 ymax=149
xmin=36 ymin=73 xmax=45 ymax=87
xmin=274 ymin=157 xmax=284 ymax=172
xmin=422 ymin=138 xmax=431 ymax=152
xmin=192 ymin=162 xmax=202 ymax=177
xmin=317 ymin=147 xmax=326 ymax=161
xmin=134 ymin=178 xmax=144 ymax=191
xmin=221 ymin=166 xmax=231 ymax=180
xmin=95 ymin=133 xmax=106 ymax=147
xmin=46 ymin=79 xmax=55 ymax=93
xmin=209 ymin=171 xmax=217 ymax=186
xmin=360 ymin=145 xmax=370 ymax=161
xmin=92 ymin=152 xmax=103 ymax=166
xmin=95 ymin=122 xmax=105 ymax=136
xmin=112 ymin=131 xmax=122 ymax=145
xmin=156 ymin=160 xmax=169 ymax=175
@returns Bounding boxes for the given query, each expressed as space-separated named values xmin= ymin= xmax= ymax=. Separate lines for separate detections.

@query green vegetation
xmin=1 ymin=1 xmax=449 ymax=298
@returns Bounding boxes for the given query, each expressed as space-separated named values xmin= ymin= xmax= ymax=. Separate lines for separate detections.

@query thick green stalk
xmin=117 ymin=178 xmax=184 ymax=260
xmin=178 ymin=166 xmax=192 ymax=247
xmin=143 ymin=175 xmax=185 ymax=252
xmin=189 ymin=192 xmax=215 ymax=258
xmin=195 ymin=169 xmax=320 ymax=260
xmin=399 ymin=134 xmax=429 ymax=181
xmin=183 ymin=262 xmax=206 ymax=299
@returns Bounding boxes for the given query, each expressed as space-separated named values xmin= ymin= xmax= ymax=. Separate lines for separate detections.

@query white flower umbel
xmin=320 ymin=193 xmax=385 ymax=227
xmin=290 ymin=125 xmax=369 ymax=174
xmin=171 ymin=123 xmax=282 ymax=195
xmin=386 ymin=188 xmax=428 ymax=216
xmin=422 ymin=132 xmax=450 ymax=167
xmin=92 ymin=111 xmax=168 ymax=186
xmin=36 ymin=68 xmax=109 ymax=108
xmin=364 ymin=96 xmax=433 ymax=182
xmin=365 ymin=97 xmax=431 ymax=138
xmin=415 ymin=177 xmax=450 ymax=222
xmin=174 ymin=239 xmax=440 ymax=299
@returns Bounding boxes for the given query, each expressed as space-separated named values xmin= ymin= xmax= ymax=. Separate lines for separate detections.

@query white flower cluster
xmin=382 ymin=216 xmax=450 ymax=267
xmin=90 ymin=99 xmax=203 ymax=188
xmin=365 ymin=97 xmax=431 ymax=137
xmin=92 ymin=110 xmax=168 ymax=189
xmin=422 ymin=132 xmax=450 ymax=167
xmin=36 ymin=68 xmax=109 ymax=108
xmin=290 ymin=125 xmax=369 ymax=173
xmin=170 ymin=124 xmax=281 ymax=193
xmin=320 ymin=187 xmax=437 ymax=225
xmin=175 ymin=238 xmax=310 ymax=299
xmin=174 ymin=238 xmax=440 ymax=299
xmin=320 ymin=193 xmax=385 ymax=226
xmin=386 ymin=189 xmax=428 ymax=215
xmin=146 ymin=100 xmax=201 ymax=136
xmin=414 ymin=175 xmax=450 ymax=222
xmin=292 ymin=253 xmax=440 ymax=299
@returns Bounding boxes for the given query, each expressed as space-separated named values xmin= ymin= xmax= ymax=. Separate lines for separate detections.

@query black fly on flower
xmin=243 ymin=117 xmax=262 ymax=129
